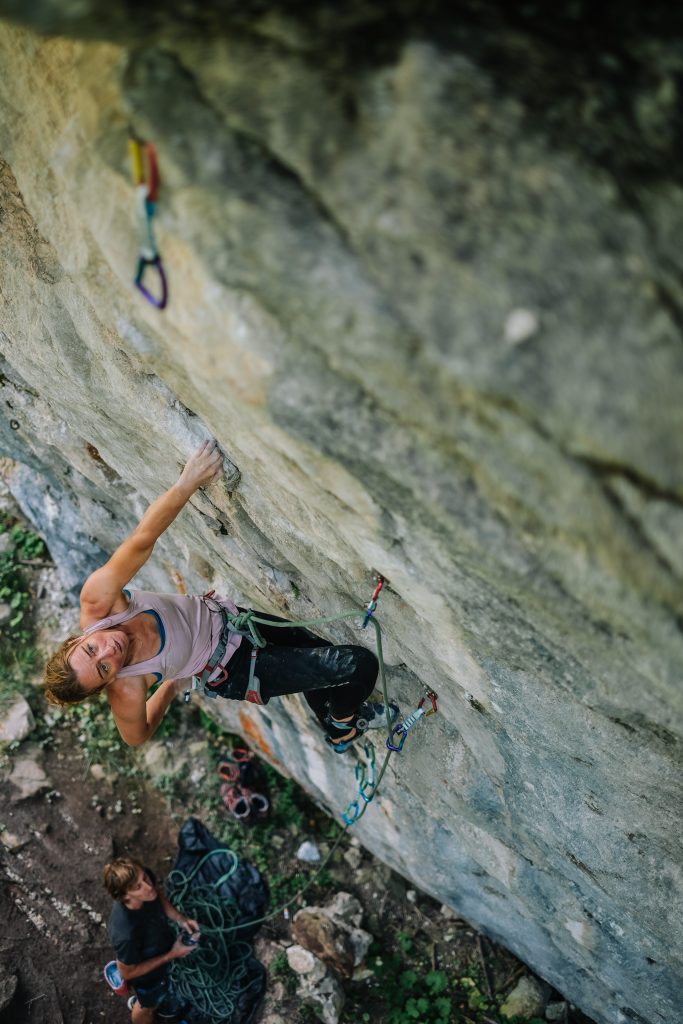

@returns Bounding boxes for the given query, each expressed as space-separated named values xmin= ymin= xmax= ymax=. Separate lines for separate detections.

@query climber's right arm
xmin=79 ymin=441 xmax=223 ymax=626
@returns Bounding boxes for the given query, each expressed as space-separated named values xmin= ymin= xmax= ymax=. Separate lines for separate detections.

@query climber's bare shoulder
xmin=79 ymin=580 xmax=130 ymax=628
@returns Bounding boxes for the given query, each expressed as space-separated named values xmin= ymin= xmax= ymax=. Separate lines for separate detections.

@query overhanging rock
xmin=0 ymin=5 xmax=682 ymax=1022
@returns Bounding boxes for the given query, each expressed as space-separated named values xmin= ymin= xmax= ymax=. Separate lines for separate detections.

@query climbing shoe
xmin=325 ymin=732 xmax=361 ymax=754
xmin=220 ymin=784 xmax=252 ymax=821
xmin=355 ymin=701 xmax=400 ymax=732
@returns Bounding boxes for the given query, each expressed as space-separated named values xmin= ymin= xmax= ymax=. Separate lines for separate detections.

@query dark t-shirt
xmin=107 ymin=870 xmax=175 ymax=988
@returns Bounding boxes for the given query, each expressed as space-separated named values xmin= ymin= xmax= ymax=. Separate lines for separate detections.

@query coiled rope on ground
xmin=166 ymin=849 xmax=263 ymax=1023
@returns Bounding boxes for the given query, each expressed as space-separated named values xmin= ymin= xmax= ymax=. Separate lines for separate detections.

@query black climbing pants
xmin=225 ymin=612 xmax=378 ymax=723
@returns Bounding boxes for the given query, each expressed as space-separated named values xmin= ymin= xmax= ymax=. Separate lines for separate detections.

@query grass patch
xmin=0 ymin=510 xmax=45 ymax=713
xmin=343 ymin=933 xmax=521 ymax=1024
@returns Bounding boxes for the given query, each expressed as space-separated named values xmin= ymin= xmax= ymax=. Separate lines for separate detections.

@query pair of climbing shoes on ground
xmin=324 ymin=700 xmax=401 ymax=753
xmin=218 ymin=747 xmax=270 ymax=822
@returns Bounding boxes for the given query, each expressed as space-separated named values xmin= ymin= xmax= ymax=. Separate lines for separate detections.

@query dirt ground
xmin=0 ymin=714 xmax=593 ymax=1024
xmin=0 ymin=733 xmax=177 ymax=1024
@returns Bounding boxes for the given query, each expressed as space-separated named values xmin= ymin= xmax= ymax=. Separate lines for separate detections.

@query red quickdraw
xmin=362 ymin=575 xmax=385 ymax=628
xmin=129 ymin=136 xmax=168 ymax=310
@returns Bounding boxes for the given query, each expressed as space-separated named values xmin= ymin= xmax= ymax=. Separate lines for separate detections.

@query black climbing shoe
xmin=355 ymin=701 xmax=400 ymax=732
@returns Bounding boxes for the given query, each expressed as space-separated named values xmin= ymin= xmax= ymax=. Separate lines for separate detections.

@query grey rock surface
xmin=286 ymin=944 xmax=345 ymax=1024
xmin=500 ymin=975 xmax=546 ymax=1020
xmin=9 ymin=754 xmax=49 ymax=801
xmin=0 ymin=970 xmax=18 ymax=1013
xmin=0 ymin=5 xmax=682 ymax=1024
xmin=0 ymin=695 xmax=35 ymax=744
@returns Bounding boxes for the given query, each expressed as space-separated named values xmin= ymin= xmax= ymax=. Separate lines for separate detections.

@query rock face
xmin=0 ymin=695 xmax=35 ymax=744
xmin=0 ymin=5 xmax=682 ymax=1023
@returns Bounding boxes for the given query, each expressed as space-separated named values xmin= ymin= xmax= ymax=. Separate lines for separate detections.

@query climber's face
xmin=122 ymin=867 xmax=158 ymax=909
xmin=69 ymin=628 xmax=130 ymax=689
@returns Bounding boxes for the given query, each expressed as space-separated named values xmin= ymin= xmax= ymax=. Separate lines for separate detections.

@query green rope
xmin=165 ymin=849 xmax=263 ymax=1023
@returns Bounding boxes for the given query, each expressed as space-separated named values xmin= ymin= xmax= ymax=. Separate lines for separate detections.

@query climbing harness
xmin=387 ymin=689 xmax=438 ymax=752
xmin=362 ymin=575 xmax=384 ymax=628
xmin=128 ymin=136 xmax=168 ymax=309
xmin=190 ymin=596 xmax=269 ymax=705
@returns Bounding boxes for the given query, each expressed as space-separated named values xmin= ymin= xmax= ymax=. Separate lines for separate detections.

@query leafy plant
xmin=270 ymin=950 xmax=298 ymax=995
xmin=0 ymin=511 xmax=45 ymax=712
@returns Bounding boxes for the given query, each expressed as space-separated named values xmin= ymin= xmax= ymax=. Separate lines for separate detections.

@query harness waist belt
xmin=194 ymin=600 xmax=269 ymax=704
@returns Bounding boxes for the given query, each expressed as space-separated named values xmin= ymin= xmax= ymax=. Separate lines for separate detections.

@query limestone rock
xmin=0 ymin=970 xmax=17 ymax=1013
xmin=292 ymin=910 xmax=355 ymax=978
xmin=286 ymin=945 xmax=345 ymax=1024
xmin=324 ymin=892 xmax=364 ymax=929
xmin=286 ymin=944 xmax=327 ymax=983
xmin=296 ymin=840 xmax=321 ymax=862
xmin=0 ymin=829 xmax=29 ymax=851
xmin=0 ymin=695 xmax=35 ymax=744
xmin=0 ymin=9 xmax=681 ymax=1024
xmin=342 ymin=846 xmax=362 ymax=871
xmin=9 ymin=754 xmax=49 ymax=800
xmin=500 ymin=976 xmax=546 ymax=1020
xmin=293 ymin=892 xmax=372 ymax=977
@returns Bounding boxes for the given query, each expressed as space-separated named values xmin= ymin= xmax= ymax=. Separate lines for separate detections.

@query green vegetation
xmin=270 ymin=949 xmax=298 ymax=995
xmin=0 ymin=510 xmax=45 ymax=711
xmin=342 ymin=931 xmax=518 ymax=1024
xmin=67 ymin=699 xmax=140 ymax=777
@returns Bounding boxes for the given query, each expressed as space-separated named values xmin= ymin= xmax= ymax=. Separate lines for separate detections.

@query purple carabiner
xmin=386 ymin=723 xmax=408 ymax=753
xmin=135 ymin=255 xmax=168 ymax=309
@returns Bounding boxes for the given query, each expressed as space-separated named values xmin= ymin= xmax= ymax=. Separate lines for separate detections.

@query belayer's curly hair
xmin=43 ymin=635 xmax=106 ymax=706
xmin=103 ymin=857 xmax=145 ymax=902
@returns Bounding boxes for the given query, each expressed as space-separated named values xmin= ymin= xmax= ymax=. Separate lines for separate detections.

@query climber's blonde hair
xmin=43 ymin=635 xmax=106 ymax=706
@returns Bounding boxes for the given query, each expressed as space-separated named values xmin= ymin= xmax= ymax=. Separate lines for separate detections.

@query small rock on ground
xmin=500 ymin=975 xmax=546 ymax=1019
xmin=0 ymin=695 xmax=35 ymax=744
xmin=0 ymin=971 xmax=18 ymax=1013
xmin=9 ymin=754 xmax=49 ymax=800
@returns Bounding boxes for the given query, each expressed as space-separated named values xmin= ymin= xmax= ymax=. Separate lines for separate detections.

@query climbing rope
xmin=341 ymin=742 xmax=376 ymax=826
xmin=165 ymin=849 xmax=263 ymax=1023
xmin=128 ymin=136 xmax=168 ymax=309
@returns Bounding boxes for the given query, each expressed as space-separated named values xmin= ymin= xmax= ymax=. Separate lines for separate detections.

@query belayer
xmin=43 ymin=441 xmax=396 ymax=752
xmin=103 ymin=855 xmax=199 ymax=1023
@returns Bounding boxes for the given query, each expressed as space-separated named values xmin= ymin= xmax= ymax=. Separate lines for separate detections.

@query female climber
xmin=43 ymin=440 xmax=395 ymax=752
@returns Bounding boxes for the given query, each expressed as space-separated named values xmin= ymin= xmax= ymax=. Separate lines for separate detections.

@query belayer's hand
xmin=179 ymin=916 xmax=201 ymax=935
xmin=177 ymin=440 xmax=223 ymax=493
xmin=170 ymin=935 xmax=196 ymax=959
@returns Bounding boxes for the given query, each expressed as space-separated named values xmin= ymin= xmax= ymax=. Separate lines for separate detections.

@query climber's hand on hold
xmin=80 ymin=440 xmax=223 ymax=627
xmin=177 ymin=439 xmax=223 ymax=496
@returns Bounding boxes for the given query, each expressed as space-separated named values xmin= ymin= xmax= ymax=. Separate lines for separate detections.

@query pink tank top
xmin=82 ymin=589 xmax=242 ymax=680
